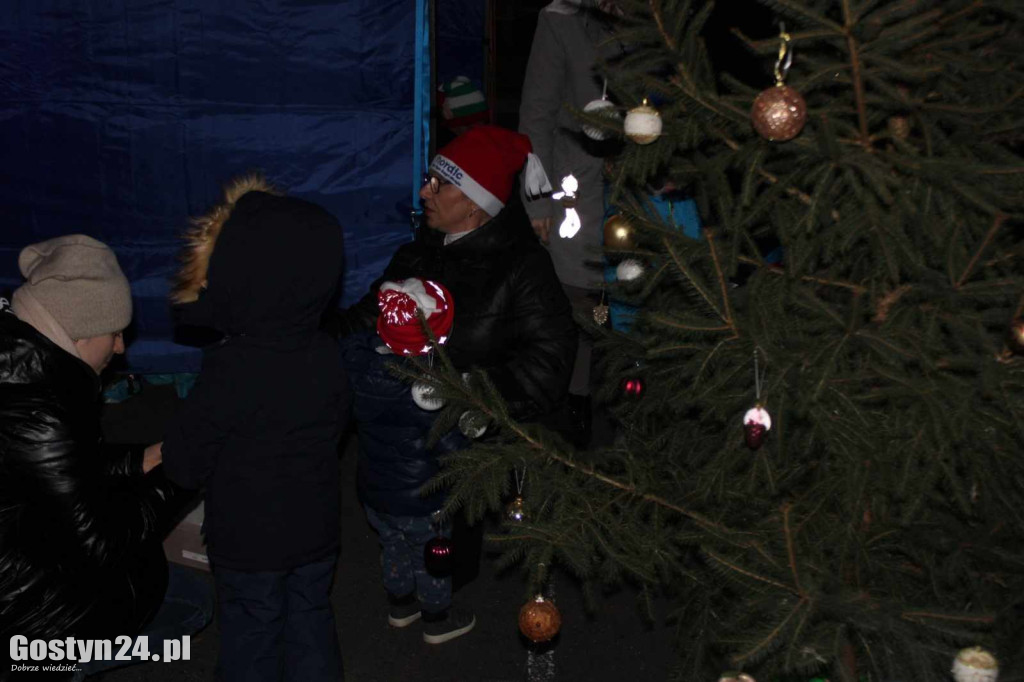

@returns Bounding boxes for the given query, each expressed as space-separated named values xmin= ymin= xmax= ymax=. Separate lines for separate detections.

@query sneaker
xmin=387 ymin=593 xmax=422 ymax=628
xmin=422 ymin=607 xmax=476 ymax=644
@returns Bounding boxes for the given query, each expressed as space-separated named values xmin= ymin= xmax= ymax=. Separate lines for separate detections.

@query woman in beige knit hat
xmin=9 ymin=234 xmax=133 ymax=373
xmin=0 ymin=234 xmax=211 ymax=677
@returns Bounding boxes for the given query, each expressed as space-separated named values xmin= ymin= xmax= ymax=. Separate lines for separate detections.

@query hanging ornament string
xmin=754 ymin=346 xmax=764 ymax=401
xmin=514 ymin=464 xmax=526 ymax=497
xmin=773 ymin=23 xmax=793 ymax=87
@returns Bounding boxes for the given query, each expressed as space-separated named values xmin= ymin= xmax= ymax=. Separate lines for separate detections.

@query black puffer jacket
xmin=338 ymin=201 xmax=577 ymax=514
xmin=340 ymin=200 xmax=577 ymax=419
xmin=0 ymin=308 xmax=183 ymax=643
xmin=162 ymin=190 xmax=349 ymax=572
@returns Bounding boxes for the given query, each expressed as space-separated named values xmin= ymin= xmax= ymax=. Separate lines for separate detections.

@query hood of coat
xmin=172 ymin=179 xmax=344 ymax=341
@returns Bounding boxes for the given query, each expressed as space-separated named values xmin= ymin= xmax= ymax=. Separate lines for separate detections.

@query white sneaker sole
xmin=422 ymin=615 xmax=476 ymax=644
xmin=388 ymin=611 xmax=422 ymax=628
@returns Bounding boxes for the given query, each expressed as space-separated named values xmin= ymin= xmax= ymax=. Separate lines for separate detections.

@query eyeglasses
xmin=423 ymin=174 xmax=450 ymax=195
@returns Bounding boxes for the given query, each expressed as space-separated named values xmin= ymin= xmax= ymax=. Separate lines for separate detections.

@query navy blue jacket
xmin=342 ymin=331 xmax=466 ymax=517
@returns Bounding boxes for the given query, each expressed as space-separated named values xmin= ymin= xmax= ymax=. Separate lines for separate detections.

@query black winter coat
xmin=339 ymin=201 xmax=577 ymax=515
xmin=0 ymin=310 xmax=183 ymax=643
xmin=162 ymin=191 xmax=349 ymax=572
xmin=341 ymin=201 xmax=577 ymax=419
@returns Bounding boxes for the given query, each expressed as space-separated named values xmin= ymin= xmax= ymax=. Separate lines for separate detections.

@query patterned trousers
xmin=364 ymin=505 xmax=451 ymax=613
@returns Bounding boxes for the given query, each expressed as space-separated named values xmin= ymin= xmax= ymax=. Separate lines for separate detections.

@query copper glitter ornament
xmin=518 ymin=595 xmax=562 ymax=643
xmin=603 ymin=214 xmax=635 ymax=250
xmin=751 ymin=85 xmax=807 ymax=141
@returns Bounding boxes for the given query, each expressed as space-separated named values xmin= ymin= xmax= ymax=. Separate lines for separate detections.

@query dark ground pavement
xmin=99 ymin=386 xmax=678 ymax=682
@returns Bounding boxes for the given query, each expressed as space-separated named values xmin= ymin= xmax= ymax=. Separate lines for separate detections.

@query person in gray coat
xmin=518 ymin=0 xmax=622 ymax=446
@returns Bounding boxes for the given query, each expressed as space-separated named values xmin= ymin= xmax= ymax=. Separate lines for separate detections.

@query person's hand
xmin=143 ymin=442 xmax=163 ymax=474
xmin=530 ymin=217 xmax=552 ymax=244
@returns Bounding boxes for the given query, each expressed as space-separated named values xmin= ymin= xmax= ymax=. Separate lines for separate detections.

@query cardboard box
xmin=163 ymin=500 xmax=210 ymax=572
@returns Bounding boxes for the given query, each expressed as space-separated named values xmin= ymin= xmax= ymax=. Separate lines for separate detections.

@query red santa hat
xmin=376 ymin=278 xmax=455 ymax=356
xmin=429 ymin=125 xmax=551 ymax=216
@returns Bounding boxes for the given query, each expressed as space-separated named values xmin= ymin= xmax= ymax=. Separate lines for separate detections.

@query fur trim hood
xmin=170 ymin=175 xmax=344 ymax=343
xmin=170 ymin=174 xmax=281 ymax=305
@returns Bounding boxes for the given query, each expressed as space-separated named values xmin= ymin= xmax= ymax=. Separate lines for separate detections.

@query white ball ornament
xmin=616 ymin=258 xmax=645 ymax=282
xmin=411 ymin=381 xmax=445 ymax=411
xmin=952 ymin=647 xmax=999 ymax=682
xmin=624 ymin=99 xmax=662 ymax=145
xmin=581 ymin=98 xmax=620 ymax=141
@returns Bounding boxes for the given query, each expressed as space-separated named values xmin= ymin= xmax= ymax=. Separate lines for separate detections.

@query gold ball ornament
xmin=1006 ymin=318 xmax=1024 ymax=355
xmin=624 ymin=101 xmax=662 ymax=145
xmin=751 ymin=84 xmax=807 ymax=141
xmin=592 ymin=303 xmax=610 ymax=326
xmin=518 ymin=595 xmax=562 ymax=643
xmin=505 ymin=496 xmax=528 ymax=523
xmin=951 ymin=646 xmax=999 ymax=682
xmin=603 ymin=214 xmax=635 ymax=250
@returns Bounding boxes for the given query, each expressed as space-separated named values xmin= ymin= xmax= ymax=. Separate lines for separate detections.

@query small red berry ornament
xmin=743 ymin=405 xmax=772 ymax=450
xmin=621 ymin=377 xmax=645 ymax=399
xmin=424 ymin=536 xmax=454 ymax=577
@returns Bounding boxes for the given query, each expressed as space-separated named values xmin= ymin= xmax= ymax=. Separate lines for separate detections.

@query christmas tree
xmin=406 ymin=1 xmax=1024 ymax=679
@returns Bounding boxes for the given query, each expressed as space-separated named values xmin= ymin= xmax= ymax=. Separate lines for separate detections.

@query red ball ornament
xmin=621 ymin=377 xmax=645 ymax=399
xmin=424 ymin=536 xmax=454 ymax=577
xmin=751 ymin=85 xmax=807 ymax=141
xmin=518 ymin=595 xmax=562 ymax=643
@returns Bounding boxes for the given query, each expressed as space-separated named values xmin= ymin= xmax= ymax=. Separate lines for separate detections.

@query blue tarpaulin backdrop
xmin=0 ymin=0 xmax=431 ymax=373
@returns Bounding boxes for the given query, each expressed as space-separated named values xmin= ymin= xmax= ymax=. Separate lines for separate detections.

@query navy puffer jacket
xmin=342 ymin=331 xmax=466 ymax=517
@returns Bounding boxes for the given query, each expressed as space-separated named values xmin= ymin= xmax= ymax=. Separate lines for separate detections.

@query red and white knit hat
xmin=376 ymin=278 xmax=454 ymax=356
xmin=429 ymin=125 xmax=551 ymax=216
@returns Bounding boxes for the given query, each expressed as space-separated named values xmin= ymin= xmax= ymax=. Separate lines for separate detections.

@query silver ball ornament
xmin=458 ymin=411 xmax=488 ymax=439
xmin=581 ymin=98 xmax=620 ymax=141
xmin=411 ymin=381 xmax=445 ymax=411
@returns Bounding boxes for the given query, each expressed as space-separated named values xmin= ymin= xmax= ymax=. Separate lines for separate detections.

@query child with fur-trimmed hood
xmin=162 ymin=175 xmax=349 ymax=682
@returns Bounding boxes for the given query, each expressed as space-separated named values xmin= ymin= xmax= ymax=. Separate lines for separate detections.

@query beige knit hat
xmin=13 ymin=234 xmax=132 ymax=339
